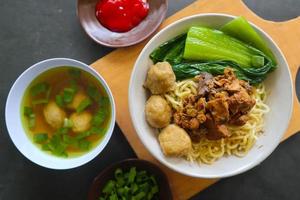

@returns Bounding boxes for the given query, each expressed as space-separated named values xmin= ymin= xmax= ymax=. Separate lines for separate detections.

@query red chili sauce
xmin=95 ymin=0 xmax=149 ymax=33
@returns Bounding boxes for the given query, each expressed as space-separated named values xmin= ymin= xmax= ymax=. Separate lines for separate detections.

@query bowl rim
xmin=88 ymin=158 xmax=172 ymax=200
xmin=5 ymin=58 xmax=116 ymax=170
xmin=128 ymin=13 xmax=294 ymax=178
xmin=76 ymin=0 xmax=168 ymax=47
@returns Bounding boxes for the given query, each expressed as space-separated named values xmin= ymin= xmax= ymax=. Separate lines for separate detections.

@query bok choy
xmin=149 ymin=20 xmax=277 ymax=85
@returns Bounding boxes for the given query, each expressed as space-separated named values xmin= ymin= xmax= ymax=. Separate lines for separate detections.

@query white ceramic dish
xmin=6 ymin=58 xmax=116 ymax=170
xmin=129 ymin=13 xmax=293 ymax=178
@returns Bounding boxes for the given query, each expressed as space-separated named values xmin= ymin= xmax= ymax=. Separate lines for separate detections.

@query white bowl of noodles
xmin=129 ymin=14 xmax=293 ymax=178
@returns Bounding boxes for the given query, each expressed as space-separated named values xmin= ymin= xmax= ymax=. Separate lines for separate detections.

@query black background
xmin=0 ymin=0 xmax=299 ymax=199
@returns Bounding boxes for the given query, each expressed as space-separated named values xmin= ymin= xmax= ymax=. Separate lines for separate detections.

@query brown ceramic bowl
xmin=77 ymin=0 xmax=168 ymax=47
xmin=88 ymin=158 xmax=172 ymax=200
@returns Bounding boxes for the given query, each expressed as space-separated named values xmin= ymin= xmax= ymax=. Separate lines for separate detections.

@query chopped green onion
xmin=128 ymin=167 xmax=136 ymax=184
xmin=28 ymin=118 xmax=35 ymax=129
xmin=32 ymin=98 xmax=49 ymax=105
xmin=98 ymin=167 xmax=159 ymax=199
xmin=63 ymin=118 xmax=73 ymax=128
xmin=108 ymin=193 xmax=118 ymax=200
xmin=56 ymin=127 xmax=69 ymax=135
xmin=92 ymin=109 xmax=106 ymax=126
xmin=68 ymin=68 xmax=81 ymax=79
xmin=62 ymin=135 xmax=76 ymax=144
xmin=102 ymin=180 xmax=115 ymax=194
xmin=133 ymin=192 xmax=146 ymax=200
xmin=131 ymin=183 xmax=138 ymax=194
xmin=90 ymin=126 xmax=104 ymax=135
xmin=24 ymin=106 xmax=34 ymax=116
xmin=78 ymin=139 xmax=90 ymax=151
xmin=76 ymin=131 xmax=91 ymax=140
xmin=41 ymin=143 xmax=50 ymax=151
xmin=31 ymin=86 xmax=51 ymax=105
xmin=24 ymin=106 xmax=35 ymax=129
xmin=33 ymin=133 xmax=48 ymax=143
xmin=87 ymin=85 xmax=101 ymax=102
xmin=99 ymin=96 xmax=109 ymax=107
xmin=69 ymin=79 xmax=78 ymax=91
xmin=55 ymin=95 xmax=64 ymax=107
xmin=63 ymin=87 xmax=76 ymax=103
xmin=48 ymin=134 xmax=67 ymax=156
xmin=76 ymin=98 xmax=92 ymax=113
xmin=30 ymin=82 xmax=49 ymax=97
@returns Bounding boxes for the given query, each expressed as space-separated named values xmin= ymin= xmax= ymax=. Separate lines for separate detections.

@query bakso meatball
xmin=158 ymin=124 xmax=192 ymax=157
xmin=70 ymin=111 xmax=92 ymax=133
xmin=67 ymin=90 xmax=88 ymax=110
xmin=145 ymin=95 xmax=171 ymax=128
xmin=43 ymin=101 xmax=67 ymax=129
xmin=144 ymin=62 xmax=176 ymax=94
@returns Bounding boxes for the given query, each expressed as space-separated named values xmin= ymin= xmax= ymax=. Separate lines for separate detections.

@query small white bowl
xmin=5 ymin=58 xmax=116 ymax=170
xmin=129 ymin=13 xmax=293 ymax=178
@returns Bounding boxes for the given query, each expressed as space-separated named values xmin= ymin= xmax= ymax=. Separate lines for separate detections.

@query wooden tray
xmin=91 ymin=0 xmax=300 ymax=199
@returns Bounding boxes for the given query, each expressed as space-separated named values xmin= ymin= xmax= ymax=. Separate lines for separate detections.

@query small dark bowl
xmin=88 ymin=159 xmax=172 ymax=200
xmin=77 ymin=0 xmax=168 ymax=47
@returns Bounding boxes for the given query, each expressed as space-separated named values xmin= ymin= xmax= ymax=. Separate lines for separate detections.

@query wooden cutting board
xmin=90 ymin=0 xmax=300 ymax=199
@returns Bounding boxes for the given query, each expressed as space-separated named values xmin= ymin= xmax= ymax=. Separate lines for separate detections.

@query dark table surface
xmin=0 ymin=0 xmax=299 ymax=199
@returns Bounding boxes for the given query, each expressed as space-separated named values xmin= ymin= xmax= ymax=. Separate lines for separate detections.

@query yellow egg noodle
xmin=164 ymin=78 xmax=269 ymax=164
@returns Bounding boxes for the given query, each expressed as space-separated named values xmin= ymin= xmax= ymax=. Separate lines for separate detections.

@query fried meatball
xmin=158 ymin=124 xmax=192 ymax=156
xmin=67 ymin=90 xmax=88 ymax=110
xmin=144 ymin=62 xmax=176 ymax=94
xmin=145 ymin=95 xmax=171 ymax=128
xmin=70 ymin=111 xmax=92 ymax=133
xmin=43 ymin=101 xmax=66 ymax=129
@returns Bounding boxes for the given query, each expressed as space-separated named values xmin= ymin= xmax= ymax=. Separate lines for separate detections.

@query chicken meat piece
xmin=206 ymin=95 xmax=229 ymax=124
xmin=228 ymin=88 xmax=256 ymax=115
xmin=229 ymin=114 xmax=249 ymax=126
xmin=144 ymin=62 xmax=176 ymax=94
xmin=158 ymin=124 xmax=192 ymax=156
xmin=204 ymin=114 xmax=229 ymax=140
xmin=224 ymin=78 xmax=240 ymax=93
xmin=174 ymin=96 xmax=206 ymax=130
xmin=189 ymin=127 xmax=208 ymax=143
xmin=70 ymin=111 xmax=92 ymax=133
xmin=196 ymin=72 xmax=213 ymax=96
xmin=239 ymin=80 xmax=253 ymax=94
xmin=145 ymin=95 xmax=171 ymax=128
xmin=43 ymin=101 xmax=66 ymax=129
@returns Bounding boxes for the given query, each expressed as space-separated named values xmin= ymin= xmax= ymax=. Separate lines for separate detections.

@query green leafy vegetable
xmin=99 ymin=167 xmax=159 ymax=200
xmin=221 ymin=16 xmax=276 ymax=64
xmin=149 ymin=24 xmax=277 ymax=84
xmin=33 ymin=133 xmax=48 ymax=143
xmin=172 ymin=60 xmax=272 ymax=84
xmin=183 ymin=26 xmax=269 ymax=68
xmin=76 ymin=98 xmax=92 ymax=113
xmin=150 ymin=33 xmax=186 ymax=64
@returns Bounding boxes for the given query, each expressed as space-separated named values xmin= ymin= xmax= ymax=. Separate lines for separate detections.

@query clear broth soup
xmin=21 ymin=67 xmax=111 ymax=158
